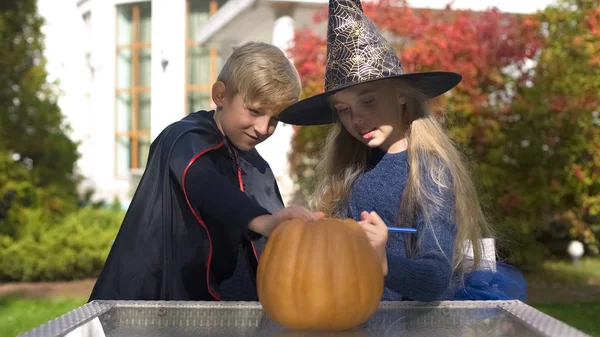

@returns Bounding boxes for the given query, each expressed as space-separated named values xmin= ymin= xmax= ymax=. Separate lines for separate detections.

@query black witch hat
xmin=278 ymin=0 xmax=462 ymax=126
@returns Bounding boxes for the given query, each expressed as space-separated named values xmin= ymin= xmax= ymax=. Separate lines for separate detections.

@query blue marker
xmin=388 ymin=227 xmax=417 ymax=234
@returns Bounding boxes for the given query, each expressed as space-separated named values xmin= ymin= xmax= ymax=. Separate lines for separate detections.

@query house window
xmin=185 ymin=0 xmax=227 ymax=114
xmin=115 ymin=2 xmax=152 ymax=178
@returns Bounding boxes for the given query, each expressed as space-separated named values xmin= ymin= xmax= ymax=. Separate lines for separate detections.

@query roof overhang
xmin=196 ymin=0 xmax=258 ymax=44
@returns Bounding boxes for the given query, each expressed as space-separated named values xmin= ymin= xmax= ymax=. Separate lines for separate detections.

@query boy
xmin=89 ymin=42 xmax=321 ymax=301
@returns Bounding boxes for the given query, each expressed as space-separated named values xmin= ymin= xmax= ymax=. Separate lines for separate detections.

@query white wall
xmin=37 ymin=0 xmax=100 ymax=195
xmin=37 ymin=0 xmax=189 ymax=205
xmin=150 ymin=0 xmax=187 ymax=141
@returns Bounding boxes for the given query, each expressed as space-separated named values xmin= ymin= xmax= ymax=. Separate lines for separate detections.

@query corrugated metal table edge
xmin=16 ymin=300 xmax=592 ymax=337
xmin=499 ymin=301 xmax=591 ymax=337
xmin=17 ymin=301 xmax=114 ymax=337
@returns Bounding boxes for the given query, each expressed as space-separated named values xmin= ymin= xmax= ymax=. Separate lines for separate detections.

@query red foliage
xmin=289 ymin=30 xmax=327 ymax=97
xmin=585 ymin=7 xmax=600 ymax=35
xmin=498 ymin=192 xmax=521 ymax=213
xmin=572 ymin=164 xmax=585 ymax=182
xmin=288 ymin=0 xmax=543 ymax=112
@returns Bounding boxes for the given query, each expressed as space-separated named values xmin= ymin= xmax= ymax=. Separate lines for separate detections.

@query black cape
xmin=88 ymin=111 xmax=284 ymax=301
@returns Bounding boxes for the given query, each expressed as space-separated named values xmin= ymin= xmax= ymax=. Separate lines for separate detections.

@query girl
xmin=278 ymin=0 xmax=526 ymax=302
xmin=313 ymin=78 xmax=525 ymax=301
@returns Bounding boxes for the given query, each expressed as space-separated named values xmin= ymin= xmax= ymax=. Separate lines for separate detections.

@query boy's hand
xmin=250 ymin=205 xmax=324 ymax=237
xmin=359 ymin=211 xmax=389 ymax=276
xmin=273 ymin=205 xmax=324 ymax=225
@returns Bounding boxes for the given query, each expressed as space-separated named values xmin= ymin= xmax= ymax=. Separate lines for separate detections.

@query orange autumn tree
xmin=287 ymin=0 xmax=546 ymax=263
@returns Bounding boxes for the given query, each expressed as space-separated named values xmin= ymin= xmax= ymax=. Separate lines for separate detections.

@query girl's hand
xmin=359 ymin=211 xmax=389 ymax=276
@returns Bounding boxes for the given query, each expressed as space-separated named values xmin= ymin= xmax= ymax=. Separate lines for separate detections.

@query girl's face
xmin=330 ymin=80 xmax=407 ymax=153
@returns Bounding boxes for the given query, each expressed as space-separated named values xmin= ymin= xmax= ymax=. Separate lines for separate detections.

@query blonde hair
xmin=217 ymin=41 xmax=302 ymax=114
xmin=310 ymin=79 xmax=492 ymax=275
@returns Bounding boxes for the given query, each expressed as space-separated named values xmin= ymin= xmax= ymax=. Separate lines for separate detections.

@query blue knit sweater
xmin=346 ymin=148 xmax=460 ymax=302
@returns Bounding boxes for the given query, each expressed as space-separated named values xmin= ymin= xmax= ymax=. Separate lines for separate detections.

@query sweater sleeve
xmin=384 ymin=166 xmax=457 ymax=302
xmin=170 ymin=133 xmax=272 ymax=239
xmin=182 ymin=155 xmax=272 ymax=234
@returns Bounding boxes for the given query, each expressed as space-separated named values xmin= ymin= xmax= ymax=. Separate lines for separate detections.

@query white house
xmin=36 ymin=0 xmax=554 ymax=207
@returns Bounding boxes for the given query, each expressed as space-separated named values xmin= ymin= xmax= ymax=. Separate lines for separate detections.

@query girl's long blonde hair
xmin=310 ymin=79 xmax=492 ymax=274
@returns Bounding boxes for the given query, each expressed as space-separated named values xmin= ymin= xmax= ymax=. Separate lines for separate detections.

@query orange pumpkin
xmin=257 ymin=217 xmax=384 ymax=331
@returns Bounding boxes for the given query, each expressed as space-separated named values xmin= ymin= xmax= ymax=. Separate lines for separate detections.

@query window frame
xmin=184 ymin=0 xmax=221 ymax=115
xmin=114 ymin=2 xmax=152 ymax=178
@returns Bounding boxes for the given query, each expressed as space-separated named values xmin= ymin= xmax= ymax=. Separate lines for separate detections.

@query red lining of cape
xmin=181 ymin=142 xmax=260 ymax=301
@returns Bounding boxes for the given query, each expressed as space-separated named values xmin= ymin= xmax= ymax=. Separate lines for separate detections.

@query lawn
xmin=524 ymin=258 xmax=600 ymax=336
xmin=525 ymin=258 xmax=600 ymax=287
xmin=0 ymin=296 xmax=86 ymax=337
xmin=531 ymin=302 xmax=600 ymax=337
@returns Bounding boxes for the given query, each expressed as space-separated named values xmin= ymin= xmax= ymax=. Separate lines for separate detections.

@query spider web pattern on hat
xmin=325 ymin=0 xmax=405 ymax=92
xmin=276 ymin=0 xmax=462 ymax=126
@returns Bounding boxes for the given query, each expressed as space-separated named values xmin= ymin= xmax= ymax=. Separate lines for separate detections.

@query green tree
xmin=0 ymin=0 xmax=80 ymax=237
xmin=490 ymin=0 xmax=600 ymax=262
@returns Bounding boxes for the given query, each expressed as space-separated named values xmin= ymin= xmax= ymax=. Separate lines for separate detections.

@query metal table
xmin=19 ymin=300 xmax=590 ymax=337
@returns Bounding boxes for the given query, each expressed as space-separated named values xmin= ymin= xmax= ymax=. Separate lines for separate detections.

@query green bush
xmin=0 ymin=206 xmax=124 ymax=282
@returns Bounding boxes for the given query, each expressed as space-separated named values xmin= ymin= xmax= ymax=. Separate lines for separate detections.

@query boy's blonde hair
xmin=217 ymin=41 xmax=302 ymax=114
xmin=311 ymin=78 xmax=493 ymax=278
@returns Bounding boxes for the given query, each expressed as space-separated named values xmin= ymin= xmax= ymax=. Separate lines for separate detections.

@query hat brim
xmin=278 ymin=71 xmax=462 ymax=126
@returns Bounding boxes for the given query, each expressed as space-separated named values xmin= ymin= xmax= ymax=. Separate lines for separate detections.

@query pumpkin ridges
xmin=305 ymin=221 xmax=328 ymax=327
xmin=347 ymin=221 xmax=370 ymax=325
xmin=336 ymin=221 xmax=362 ymax=326
xmin=343 ymin=219 xmax=383 ymax=324
xmin=256 ymin=223 xmax=274 ymax=319
xmin=277 ymin=219 xmax=306 ymax=325
xmin=258 ymin=219 xmax=302 ymax=325
xmin=348 ymin=227 xmax=365 ymax=320
xmin=337 ymin=219 xmax=381 ymax=330
xmin=332 ymin=221 xmax=348 ymax=326
xmin=314 ymin=221 xmax=331 ymax=325
xmin=364 ymin=244 xmax=383 ymax=321
xmin=257 ymin=217 xmax=384 ymax=331
xmin=256 ymin=222 xmax=277 ymax=293
xmin=328 ymin=222 xmax=342 ymax=325
xmin=288 ymin=218 xmax=312 ymax=321
xmin=362 ymin=239 xmax=384 ymax=323
xmin=324 ymin=219 xmax=368 ymax=330
xmin=312 ymin=220 xmax=339 ymax=329
xmin=327 ymin=221 xmax=347 ymax=326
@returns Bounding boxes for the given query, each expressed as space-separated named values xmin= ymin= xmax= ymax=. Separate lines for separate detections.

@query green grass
xmin=524 ymin=258 xmax=600 ymax=336
xmin=531 ymin=302 xmax=600 ymax=337
xmin=524 ymin=258 xmax=600 ymax=286
xmin=0 ymin=296 xmax=86 ymax=337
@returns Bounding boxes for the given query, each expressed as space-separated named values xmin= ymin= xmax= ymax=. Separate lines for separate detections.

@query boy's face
xmin=330 ymin=80 xmax=407 ymax=152
xmin=212 ymin=82 xmax=279 ymax=151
